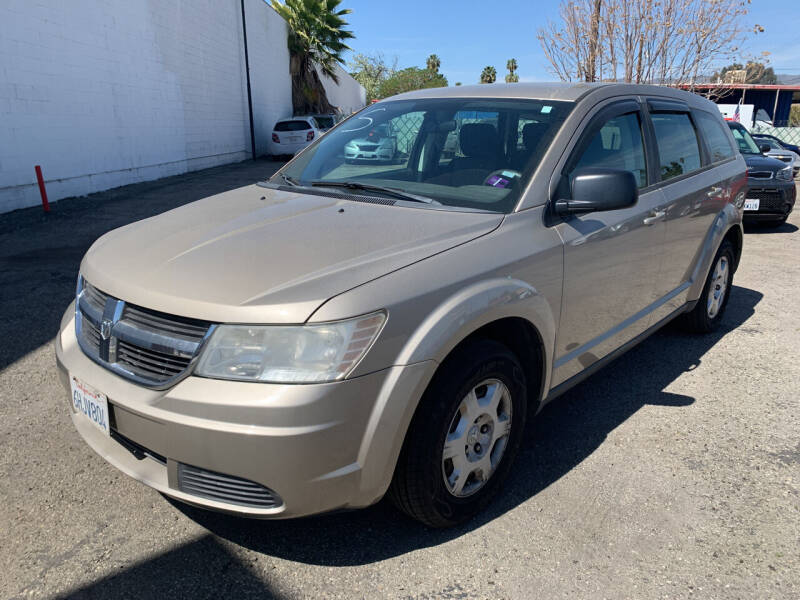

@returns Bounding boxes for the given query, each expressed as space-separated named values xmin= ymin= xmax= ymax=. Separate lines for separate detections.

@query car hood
xmin=347 ymin=137 xmax=390 ymax=145
xmin=81 ymin=185 xmax=503 ymax=323
xmin=743 ymin=154 xmax=789 ymax=172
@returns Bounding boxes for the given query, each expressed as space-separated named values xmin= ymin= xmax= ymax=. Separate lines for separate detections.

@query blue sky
xmin=342 ymin=0 xmax=800 ymax=84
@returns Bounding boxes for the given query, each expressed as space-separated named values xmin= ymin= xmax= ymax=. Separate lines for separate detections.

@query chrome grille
xmin=75 ymin=278 xmax=214 ymax=388
xmin=177 ymin=463 xmax=282 ymax=509
xmin=81 ymin=318 xmax=102 ymax=353
xmin=748 ymin=171 xmax=773 ymax=180
xmin=116 ymin=340 xmax=191 ymax=380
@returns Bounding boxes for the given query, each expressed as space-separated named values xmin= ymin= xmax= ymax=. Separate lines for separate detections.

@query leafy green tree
xmin=480 ymin=66 xmax=496 ymax=84
xmin=271 ymin=0 xmax=354 ymax=114
xmin=713 ymin=61 xmax=777 ymax=84
xmin=455 ymin=82 xmax=462 ymax=86
xmin=378 ymin=67 xmax=448 ymax=98
xmin=349 ymin=52 xmax=396 ymax=102
xmin=505 ymin=58 xmax=519 ymax=83
xmin=426 ymin=54 xmax=441 ymax=73
xmin=790 ymin=104 xmax=800 ymax=126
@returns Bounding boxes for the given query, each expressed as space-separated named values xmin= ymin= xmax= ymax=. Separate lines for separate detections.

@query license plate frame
xmin=70 ymin=376 xmax=110 ymax=436
xmin=743 ymin=198 xmax=760 ymax=211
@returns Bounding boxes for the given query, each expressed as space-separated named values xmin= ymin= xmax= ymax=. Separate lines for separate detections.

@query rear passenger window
xmin=570 ymin=112 xmax=648 ymax=188
xmin=694 ymin=111 xmax=735 ymax=163
xmin=650 ymin=113 xmax=702 ymax=180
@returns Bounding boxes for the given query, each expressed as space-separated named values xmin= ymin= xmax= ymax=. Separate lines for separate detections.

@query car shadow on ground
xmin=54 ymin=535 xmax=286 ymax=600
xmin=170 ymin=285 xmax=763 ymax=567
xmin=743 ymin=221 xmax=798 ymax=234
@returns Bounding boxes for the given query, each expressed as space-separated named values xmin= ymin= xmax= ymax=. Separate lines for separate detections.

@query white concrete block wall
xmin=245 ymin=0 xmax=293 ymax=157
xmin=0 ymin=0 xmax=254 ymax=213
xmin=0 ymin=0 xmax=357 ymax=214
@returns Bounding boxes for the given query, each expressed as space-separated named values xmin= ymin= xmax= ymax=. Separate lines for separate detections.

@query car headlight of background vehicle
xmin=776 ymin=165 xmax=793 ymax=181
xmin=194 ymin=311 xmax=386 ymax=383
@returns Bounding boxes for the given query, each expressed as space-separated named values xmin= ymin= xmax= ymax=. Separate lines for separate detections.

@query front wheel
xmin=389 ymin=340 xmax=527 ymax=527
xmin=680 ymin=239 xmax=735 ymax=333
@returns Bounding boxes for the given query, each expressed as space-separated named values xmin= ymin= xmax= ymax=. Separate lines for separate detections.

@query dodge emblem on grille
xmin=100 ymin=318 xmax=113 ymax=340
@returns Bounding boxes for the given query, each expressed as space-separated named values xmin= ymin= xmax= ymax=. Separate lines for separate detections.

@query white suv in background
xmin=269 ymin=117 xmax=322 ymax=158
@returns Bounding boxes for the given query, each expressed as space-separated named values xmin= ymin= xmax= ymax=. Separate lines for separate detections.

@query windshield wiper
xmin=310 ymin=181 xmax=439 ymax=204
xmin=279 ymin=174 xmax=300 ymax=186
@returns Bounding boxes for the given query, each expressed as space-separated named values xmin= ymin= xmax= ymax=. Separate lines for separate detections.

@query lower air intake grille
xmin=747 ymin=190 xmax=787 ymax=212
xmin=177 ymin=463 xmax=282 ymax=509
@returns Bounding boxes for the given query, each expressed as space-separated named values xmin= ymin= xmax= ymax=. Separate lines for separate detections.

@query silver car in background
xmin=56 ymin=83 xmax=746 ymax=527
xmin=751 ymin=134 xmax=800 ymax=178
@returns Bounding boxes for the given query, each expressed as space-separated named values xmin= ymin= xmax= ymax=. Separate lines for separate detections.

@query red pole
xmin=35 ymin=165 xmax=50 ymax=212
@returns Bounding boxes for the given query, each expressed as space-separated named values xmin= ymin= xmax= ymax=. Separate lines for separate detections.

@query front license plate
xmin=70 ymin=376 xmax=110 ymax=436
xmin=744 ymin=198 xmax=760 ymax=211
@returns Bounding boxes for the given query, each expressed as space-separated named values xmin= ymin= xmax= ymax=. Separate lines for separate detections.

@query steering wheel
xmin=483 ymin=169 xmax=522 ymax=188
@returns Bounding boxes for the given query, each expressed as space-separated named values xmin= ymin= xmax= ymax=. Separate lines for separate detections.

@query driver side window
xmin=569 ymin=112 xmax=648 ymax=188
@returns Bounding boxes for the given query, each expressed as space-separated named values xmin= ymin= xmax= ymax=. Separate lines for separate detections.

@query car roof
xmin=383 ymin=82 xmax=712 ymax=106
xmin=276 ymin=116 xmax=314 ymax=123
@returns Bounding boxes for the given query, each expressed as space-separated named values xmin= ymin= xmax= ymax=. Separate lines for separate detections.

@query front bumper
xmin=743 ymin=179 xmax=796 ymax=220
xmin=55 ymin=303 xmax=435 ymax=518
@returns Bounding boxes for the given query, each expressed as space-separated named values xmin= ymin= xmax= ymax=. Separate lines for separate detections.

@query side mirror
xmin=760 ymin=144 xmax=771 ymax=154
xmin=554 ymin=168 xmax=638 ymax=216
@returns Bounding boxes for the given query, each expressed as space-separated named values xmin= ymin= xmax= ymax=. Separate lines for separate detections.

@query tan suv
xmin=56 ymin=83 xmax=746 ymax=527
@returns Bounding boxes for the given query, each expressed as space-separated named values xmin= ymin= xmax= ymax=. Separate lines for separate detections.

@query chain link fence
xmin=751 ymin=123 xmax=800 ymax=147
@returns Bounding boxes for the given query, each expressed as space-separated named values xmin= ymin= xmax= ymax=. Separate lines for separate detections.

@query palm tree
xmin=480 ymin=66 xmax=496 ymax=84
xmin=426 ymin=54 xmax=441 ymax=74
xmin=505 ymin=58 xmax=519 ymax=83
xmin=271 ymin=0 xmax=354 ymax=114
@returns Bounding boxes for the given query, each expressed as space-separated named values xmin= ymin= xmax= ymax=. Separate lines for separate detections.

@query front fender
xmin=395 ymin=277 xmax=555 ymax=387
xmin=346 ymin=277 xmax=557 ymax=504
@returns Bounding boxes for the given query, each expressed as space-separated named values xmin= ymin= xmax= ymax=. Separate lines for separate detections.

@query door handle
xmin=707 ymin=186 xmax=723 ymax=198
xmin=643 ymin=210 xmax=666 ymax=225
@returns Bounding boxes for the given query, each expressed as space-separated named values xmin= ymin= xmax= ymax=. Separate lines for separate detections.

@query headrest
xmin=522 ymin=122 xmax=548 ymax=151
xmin=459 ymin=123 xmax=498 ymax=158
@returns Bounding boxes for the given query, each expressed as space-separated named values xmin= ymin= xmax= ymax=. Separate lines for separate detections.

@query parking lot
xmin=1 ymin=162 xmax=798 ymax=599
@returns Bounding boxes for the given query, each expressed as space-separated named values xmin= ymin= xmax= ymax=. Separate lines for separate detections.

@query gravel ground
xmin=1 ymin=167 xmax=798 ymax=600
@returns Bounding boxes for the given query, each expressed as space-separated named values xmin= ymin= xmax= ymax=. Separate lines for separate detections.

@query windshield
xmin=273 ymin=98 xmax=574 ymax=213
xmin=755 ymin=138 xmax=783 ymax=151
xmin=728 ymin=124 xmax=761 ymax=155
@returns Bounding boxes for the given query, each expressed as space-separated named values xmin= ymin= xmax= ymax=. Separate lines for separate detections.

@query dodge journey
xmin=56 ymin=83 xmax=746 ymax=527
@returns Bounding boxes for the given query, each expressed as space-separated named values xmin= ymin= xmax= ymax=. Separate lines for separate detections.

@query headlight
xmin=776 ymin=165 xmax=793 ymax=181
xmin=194 ymin=311 xmax=386 ymax=383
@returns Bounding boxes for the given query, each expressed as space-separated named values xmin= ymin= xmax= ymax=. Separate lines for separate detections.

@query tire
xmin=389 ymin=340 xmax=528 ymax=527
xmin=680 ymin=239 xmax=735 ymax=333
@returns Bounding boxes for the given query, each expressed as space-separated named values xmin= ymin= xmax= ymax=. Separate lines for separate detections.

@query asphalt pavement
xmin=1 ymin=166 xmax=798 ymax=599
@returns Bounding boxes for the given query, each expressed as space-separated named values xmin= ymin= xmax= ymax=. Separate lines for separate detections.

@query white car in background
xmin=269 ymin=117 xmax=322 ymax=157
xmin=344 ymin=123 xmax=397 ymax=163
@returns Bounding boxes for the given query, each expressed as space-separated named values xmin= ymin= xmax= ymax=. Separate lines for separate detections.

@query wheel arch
xmin=354 ymin=279 xmax=556 ymax=502
xmin=449 ymin=317 xmax=546 ymax=415
xmin=687 ymin=209 xmax=743 ymax=302
xmin=724 ymin=223 xmax=743 ymax=271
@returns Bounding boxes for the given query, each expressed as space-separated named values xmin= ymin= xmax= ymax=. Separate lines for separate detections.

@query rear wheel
xmin=680 ymin=239 xmax=735 ymax=333
xmin=389 ymin=340 xmax=527 ymax=527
